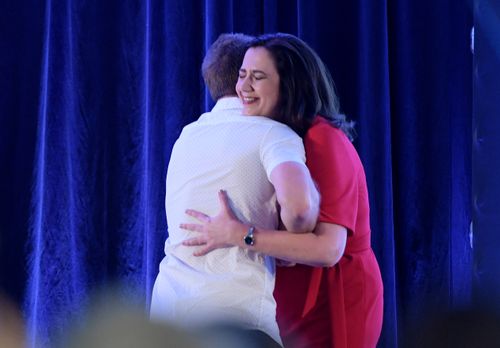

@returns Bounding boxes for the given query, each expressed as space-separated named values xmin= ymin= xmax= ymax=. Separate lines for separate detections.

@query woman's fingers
xmin=218 ymin=189 xmax=236 ymax=218
xmin=182 ymin=237 xmax=206 ymax=246
xmin=182 ymin=238 xmax=211 ymax=256
xmin=193 ymin=246 xmax=211 ymax=257
xmin=218 ymin=190 xmax=230 ymax=212
xmin=179 ymin=223 xmax=204 ymax=232
xmin=185 ymin=209 xmax=211 ymax=222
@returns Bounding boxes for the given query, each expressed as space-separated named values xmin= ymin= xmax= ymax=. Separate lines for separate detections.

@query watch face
xmin=244 ymin=235 xmax=254 ymax=246
xmin=244 ymin=226 xmax=255 ymax=246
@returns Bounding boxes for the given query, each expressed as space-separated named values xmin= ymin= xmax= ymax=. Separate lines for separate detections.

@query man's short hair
xmin=202 ymin=33 xmax=253 ymax=101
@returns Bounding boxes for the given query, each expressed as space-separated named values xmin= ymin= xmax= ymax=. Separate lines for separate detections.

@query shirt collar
xmin=211 ymin=97 xmax=242 ymax=112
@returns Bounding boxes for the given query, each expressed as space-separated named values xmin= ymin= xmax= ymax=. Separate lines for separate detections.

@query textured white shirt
xmin=150 ymin=97 xmax=306 ymax=345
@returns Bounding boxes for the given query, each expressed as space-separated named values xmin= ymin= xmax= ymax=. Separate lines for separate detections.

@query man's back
xmin=150 ymin=97 xmax=305 ymax=344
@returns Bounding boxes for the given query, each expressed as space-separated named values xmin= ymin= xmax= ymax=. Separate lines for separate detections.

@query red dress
xmin=274 ymin=116 xmax=384 ymax=348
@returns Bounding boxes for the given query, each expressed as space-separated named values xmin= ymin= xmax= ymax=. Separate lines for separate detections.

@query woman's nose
xmin=240 ymin=76 xmax=253 ymax=92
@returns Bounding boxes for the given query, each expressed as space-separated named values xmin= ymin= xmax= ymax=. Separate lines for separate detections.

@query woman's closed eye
xmin=252 ymin=71 xmax=267 ymax=80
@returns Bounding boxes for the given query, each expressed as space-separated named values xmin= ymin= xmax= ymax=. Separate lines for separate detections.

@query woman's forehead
xmin=241 ymin=47 xmax=277 ymax=72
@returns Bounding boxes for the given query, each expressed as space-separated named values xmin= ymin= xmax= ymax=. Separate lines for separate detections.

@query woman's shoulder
xmin=307 ymin=116 xmax=350 ymax=145
xmin=305 ymin=116 xmax=362 ymax=170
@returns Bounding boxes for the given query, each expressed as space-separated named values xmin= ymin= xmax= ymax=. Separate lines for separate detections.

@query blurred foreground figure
xmin=0 ymin=294 xmax=26 ymax=348
xmin=61 ymin=298 xmax=285 ymax=348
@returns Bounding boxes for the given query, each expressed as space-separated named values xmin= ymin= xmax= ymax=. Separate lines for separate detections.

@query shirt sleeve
xmin=305 ymin=122 xmax=359 ymax=234
xmin=260 ymin=124 xmax=307 ymax=180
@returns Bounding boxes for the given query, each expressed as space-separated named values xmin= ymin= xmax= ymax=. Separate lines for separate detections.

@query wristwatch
xmin=243 ymin=226 xmax=255 ymax=246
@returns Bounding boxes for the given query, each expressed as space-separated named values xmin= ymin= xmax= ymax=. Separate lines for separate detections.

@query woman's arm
xmin=181 ymin=190 xmax=346 ymax=267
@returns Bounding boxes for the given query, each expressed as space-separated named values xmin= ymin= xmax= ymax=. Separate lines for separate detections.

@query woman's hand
xmin=181 ymin=190 xmax=245 ymax=256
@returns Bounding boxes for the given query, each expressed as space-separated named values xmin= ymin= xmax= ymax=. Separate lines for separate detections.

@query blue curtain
xmin=472 ymin=0 xmax=500 ymax=311
xmin=0 ymin=0 xmax=472 ymax=347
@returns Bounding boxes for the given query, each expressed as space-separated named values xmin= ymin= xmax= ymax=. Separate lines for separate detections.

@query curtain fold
xmin=0 ymin=1 xmax=472 ymax=347
xmin=472 ymin=0 xmax=500 ymax=311
xmin=388 ymin=0 xmax=473 ymax=338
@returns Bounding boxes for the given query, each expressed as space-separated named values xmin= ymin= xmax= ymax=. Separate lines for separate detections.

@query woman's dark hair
xmin=249 ymin=33 xmax=355 ymax=139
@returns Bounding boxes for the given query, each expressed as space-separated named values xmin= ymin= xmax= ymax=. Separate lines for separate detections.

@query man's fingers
xmin=276 ymin=260 xmax=297 ymax=267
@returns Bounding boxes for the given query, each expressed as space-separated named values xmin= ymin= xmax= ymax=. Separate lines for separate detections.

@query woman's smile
xmin=236 ymin=47 xmax=280 ymax=118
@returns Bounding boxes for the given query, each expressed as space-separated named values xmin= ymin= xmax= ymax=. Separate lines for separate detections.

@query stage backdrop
xmin=0 ymin=0 xmax=472 ymax=347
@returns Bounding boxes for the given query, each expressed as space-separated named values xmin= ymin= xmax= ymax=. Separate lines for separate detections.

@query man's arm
xmin=269 ymin=161 xmax=319 ymax=233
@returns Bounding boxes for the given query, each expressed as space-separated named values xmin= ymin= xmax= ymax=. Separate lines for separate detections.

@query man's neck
xmin=217 ymin=95 xmax=238 ymax=101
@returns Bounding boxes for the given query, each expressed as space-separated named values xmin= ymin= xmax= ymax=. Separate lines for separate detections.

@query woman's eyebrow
xmin=239 ymin=68 xmax=268 ymax=76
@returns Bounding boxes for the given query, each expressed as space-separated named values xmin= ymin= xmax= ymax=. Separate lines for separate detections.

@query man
xmin=150 ymin=33 xmax=318 ymax=346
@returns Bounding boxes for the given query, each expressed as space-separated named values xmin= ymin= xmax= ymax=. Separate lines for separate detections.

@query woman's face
xmin=236 ymin=47 xmax=280 ymax=118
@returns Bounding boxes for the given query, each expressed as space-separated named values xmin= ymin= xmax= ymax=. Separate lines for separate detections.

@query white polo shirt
xmin=150 ymin=97 xmax=306 ymax=345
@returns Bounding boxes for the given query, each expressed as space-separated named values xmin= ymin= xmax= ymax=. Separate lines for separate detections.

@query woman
xmin=181 ymin=33 xmax=383 ymax=348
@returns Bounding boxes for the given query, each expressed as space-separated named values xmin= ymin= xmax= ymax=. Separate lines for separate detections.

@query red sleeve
xmin=304 ymin=120 xmax=359 ymax=235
